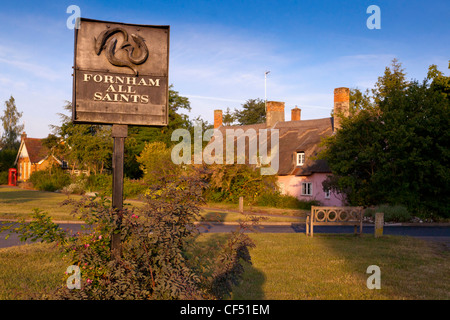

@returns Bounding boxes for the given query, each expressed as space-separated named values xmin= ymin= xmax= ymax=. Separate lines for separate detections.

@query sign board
xmin=73 ymin=18 xmax=169 ymax=126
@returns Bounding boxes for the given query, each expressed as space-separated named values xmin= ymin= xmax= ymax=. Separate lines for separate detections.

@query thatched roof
xmin=213 ymin=117 xmax=334 ymax=176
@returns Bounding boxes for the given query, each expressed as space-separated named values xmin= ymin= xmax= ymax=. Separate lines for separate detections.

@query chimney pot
xmin=333 ymin=87 xmax=350 ymax=131
xmin=214 ymin=110 xmax=223 ymax=128
xmin=291 ymin=107 xmax=301 ymax=121
xmin=266 ymin=101 xmax=285 ymax=127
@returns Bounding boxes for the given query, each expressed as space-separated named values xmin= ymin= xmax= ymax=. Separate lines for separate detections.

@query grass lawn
xmin=0 ymin=233 xmax=448 ymax=300
xmin=204 ymin=201 xmax=309 ymax=218
xmin=0 ymin=186 xmax=301 ymax=223
xmin=0 ymin=187 xmax=82 ymax=221
xmin=200 ymin=209 xmax=302 ymax=223
xmin=0 ymin=242 xmax=67 ymax=299
xmin=231 ymin=233 xmax=450 ymax=300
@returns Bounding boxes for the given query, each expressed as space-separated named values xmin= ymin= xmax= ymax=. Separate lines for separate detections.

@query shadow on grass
xmin=0 ymin=187 xmax=63 ymax=204
xmin=202 ymin=210 xmax=229 ymax=222
xmin=192 ymin=231 xmax=266 ymax=300
xmin=231 ymin=262 xmax=266 ymax=300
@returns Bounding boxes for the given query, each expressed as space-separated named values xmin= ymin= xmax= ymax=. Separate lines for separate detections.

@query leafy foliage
xmin=233 ymin=98 xmax=266 ymax=125
xmin=1 ymin=208 xmax=67 ymax=243
xmin=1 ymin=95 xmax=24 ymax=150
xmin=365 ymin=204 xmax=411 ymax=222
xmin=203 ymin=162 xmax=278 ymax=205
xmin=124 ymin=85 xmax=193 ymax=178
xmin=255 ymin=191 xmax=320 ymax=210
xmin=349 ymin=87 xmax=374 ymax=116
xmin=47 ymin=101 xmax=113 ymax=176
xmin=0 ymin=148 xmax=17 ymax=184
xmin=222 ymin=107 xmax=235 ymax=126
xmin=136 ymin=141 xmax=181 ymax=187
xmin=0 ymin=149 xmax=17 ymax=172
xmin=0 ymin=171 xmax=8 ymax=184
xmin=29 ymin=166 xmax=72 ymax=192
xmin=372 ymin=58 xmax=409 ymax=104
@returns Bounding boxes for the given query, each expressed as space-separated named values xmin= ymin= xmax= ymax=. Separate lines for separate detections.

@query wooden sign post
xmin=375 ymin=212 xmax=384 ymax=238
xmin=72 ymin=18 xmax=169 ymax=259
xmin=111 ymin=124 xmax=127 ymax=258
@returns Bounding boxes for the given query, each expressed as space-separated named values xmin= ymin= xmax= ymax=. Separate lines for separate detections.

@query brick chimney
xmin=214 ymin=109 xmax=223 ymax=128
xmin=266 ymin=101 xmax=285 ymax=127
xmin=291 ymin=106 xmax=301 ymax=121
xmin=21 ymin=132 xmax=27 ymax=142
xmin=333 ymin=87 xmax=350 ymax=131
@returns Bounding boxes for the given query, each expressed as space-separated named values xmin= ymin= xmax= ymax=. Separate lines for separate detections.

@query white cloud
xmin=0 ymin=57 xmax=62 ymax=82
xmin=185 ymin=95 xmax=243 ymax=103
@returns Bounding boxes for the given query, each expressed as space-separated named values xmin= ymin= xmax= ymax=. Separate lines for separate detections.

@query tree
xmin=136 ymin=141 xmax=181 ymax=186
xmin=427 ymin=62 xmax=450 ymax=99
xmin=48 ymin=101 xmax=112 ymax=175
xmin=222 ymin=107 xmax=235 ymax=126
xmin=319 ymin=62 xmax=450 ymax=218
xmin=124 ymin=85 xmax=193 ymax=178
xmin=233 ymin=98 xmax=266 ymax=125
xmin=1 ymin=96 xmax=24 ymax=150
xmin=204 ymin=160 xmax=278 ymax=205
xmin=0 ymin=149 xmax=16 ymax=172
xmin=349 ymin=87 xmax=374 ymax=116
xmin=320 ymin=106 xmax=383 ymax=206
xmin=372 ymin=58 xmax=409 ymax=105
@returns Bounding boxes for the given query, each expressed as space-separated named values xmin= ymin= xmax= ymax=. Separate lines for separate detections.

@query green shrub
xmin=136 ymin=142 xmax=181 ymax=186
xmin=61 ymin=181 xmax=86 ymax=195
xmin=0 ymin=171 xmax=8 ymax=185
xmin=0 ymin=149 xmax=17 ymax=172
xmin=204 ymin=162 xmax=278 ymax=205
xmin=123 ymin=179 xmax=147 ymax=199
xmin=29 ymin=168 xmax=71 ymax=192
xmin=204 ymin=190 xmax=225 ymax=203
xmin=254 ymin=192 xmax=279 ymax=207
xmin=85 ymin=173 xmax=112 ymax=194
xmin=365 ymin=204 xmax=412 ymax=222
xmin=84 ymin=174 xmax=147 ymax=198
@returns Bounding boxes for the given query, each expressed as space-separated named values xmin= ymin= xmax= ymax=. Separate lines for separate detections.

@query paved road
xmin=1 ymin=222 xmax=450 ymax=249
xmin=201 ymin=223 xmax=450 ymax=249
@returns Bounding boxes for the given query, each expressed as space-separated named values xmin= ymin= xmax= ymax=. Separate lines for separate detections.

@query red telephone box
xmin=8 ymin=168 xmax=17 ymax=186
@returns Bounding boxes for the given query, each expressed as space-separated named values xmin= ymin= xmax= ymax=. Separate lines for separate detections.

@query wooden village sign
xmin=73 ymin=18 xmax=169 ymax=126
xmin=72 ymin=18 xmax=170 ymax=258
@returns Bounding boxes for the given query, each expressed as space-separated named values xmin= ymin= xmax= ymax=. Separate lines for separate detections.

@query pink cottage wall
xmin=277 ymin=173 xmax=344 ymax=207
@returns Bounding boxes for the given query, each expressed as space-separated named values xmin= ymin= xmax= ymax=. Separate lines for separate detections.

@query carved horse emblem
xmin=94 ymin=27 xmax=149 ymax=76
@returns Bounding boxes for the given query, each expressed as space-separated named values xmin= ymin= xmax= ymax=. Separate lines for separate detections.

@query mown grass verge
xmin=1 ymin=233 xmax=448 ymax=300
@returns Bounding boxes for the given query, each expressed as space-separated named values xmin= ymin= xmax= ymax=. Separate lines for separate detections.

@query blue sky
xmin=0 ymin=0 xmax=449 ymax=138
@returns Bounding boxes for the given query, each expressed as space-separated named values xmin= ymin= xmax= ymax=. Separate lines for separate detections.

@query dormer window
xmin=296 ymin=152 xmax=305 ymax=166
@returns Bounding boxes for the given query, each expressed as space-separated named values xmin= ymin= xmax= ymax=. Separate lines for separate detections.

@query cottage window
xmin=324 ymin=189 xmax=331 ymax=199
xmin=301 ymin=182 xmax=312 ymax=196
xmin=296 ymin=152 xmax=305 ymax=166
